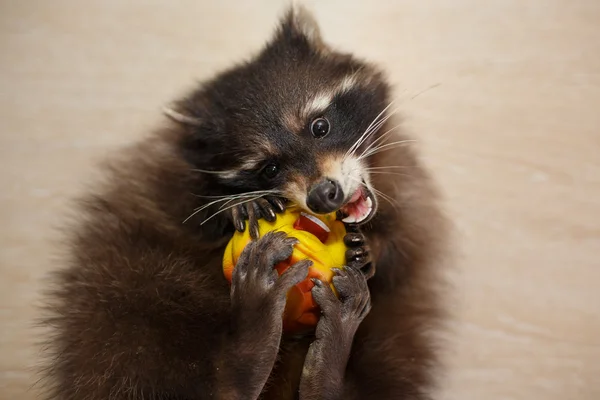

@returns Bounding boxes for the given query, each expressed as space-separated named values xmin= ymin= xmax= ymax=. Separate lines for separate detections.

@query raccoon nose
xmin=306 ymin=179 xmax=345 ymax=214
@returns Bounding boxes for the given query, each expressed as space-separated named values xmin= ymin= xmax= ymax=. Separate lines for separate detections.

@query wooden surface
xmin=1 ymin=1 xmax=599 ymax=399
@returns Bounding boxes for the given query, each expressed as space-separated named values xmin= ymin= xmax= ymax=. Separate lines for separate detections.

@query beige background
xmin=1 ymin=0 xmax=599 ymax=399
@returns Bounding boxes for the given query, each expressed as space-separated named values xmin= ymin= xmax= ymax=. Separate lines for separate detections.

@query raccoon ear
xmin=270 ymin=5 xmax=328 ymax=53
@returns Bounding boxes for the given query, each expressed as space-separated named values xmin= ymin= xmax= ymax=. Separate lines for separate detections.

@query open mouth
xmin=338 ymin=185 xmax=376 ymax=224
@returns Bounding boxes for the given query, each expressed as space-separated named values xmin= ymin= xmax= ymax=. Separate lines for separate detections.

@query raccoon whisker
xmin=346 ymin=108 xmax=397 ymax=161
xmin=362 ymin=101 xmax=395 ymax=137
xmin=347 ymin=108 xmax=399 ymax=162
xmin=194 ymin=191 xmax=280 ymax=211
xmin=192 ymin=194 xmax=232 ymax=199
xmin=162 ymin=107 xmax=203 ymax=126
xmin=352 ymin=108 xmax=398 ymax=154
xmin=361 ymin=103 xmax=398 ymax=137
xmin=358 ymin=122 xmax=403 ymax=158
xmin=348 ymin=176 xmax=398 ymax=208
xmin=192 ymin=189 xmax=281 ymax=200
xmin=369 ymin=186 xmax=398 ymax=208
xmin=347 ymin=175 xmax=368 ymax=190
xmin=358 ymin=140 xmax=416 ymax=160
xmin=182 ymin=200 xmax=228 ymax=223
xmin=360 ymin=142 xmax=411 ymax=160
xmin=183 ymin=197 xmax=240 ymax=224
xmin=190 ymin=168 xmax=240 ymax=175
xmin=409 ymin=82 xmax=441 ymax=100
xmin=200 ymin=196 xmax=264 ymax=226
xmin=365 ymin=171 xmax=412 ymax=178
xmin=184 ymin=190 xmax=281 ymax=223
xmin=217 ymin=198 xmax=239 ymax=210
xmin=216 ymin=191 xmax=281 ymax=210
xmin=365 ymin=138 xmax=416 ymax=153
xmin=344 ymin=101 xmax=396 ymax=160
xmin=379 ymin=195 xmax=398 ymax=209
xmin=365 ymin=166 xmax=416 ymax=170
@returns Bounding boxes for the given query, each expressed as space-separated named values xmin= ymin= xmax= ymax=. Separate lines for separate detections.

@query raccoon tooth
xmin=355 ymin=207 xmax=373 ymax=223
xmin=342 ymin=215 xmax=356 ymax=224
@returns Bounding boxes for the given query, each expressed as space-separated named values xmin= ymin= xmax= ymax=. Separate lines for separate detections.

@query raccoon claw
xmin=266 ymin=196 xmax=286 ymax=214
xmin=256 ymin=198 xmax=277 ymax=222
xmin=231 ymin=196 xmax=287 ymax=240
xmin=343 ymin=232 xmax=365 ymax=247
xmin=346 ymin=252 xmax=375 ymax=279
xmin=359 ymin=262 xmax=376 ymax=280
xmin=246 ymin=204 xmax=261 ymax=240
xmin=343 ymin=228 xmax=375 ymax=279
xmin=231 ymin=206 xmax=246 ymax=232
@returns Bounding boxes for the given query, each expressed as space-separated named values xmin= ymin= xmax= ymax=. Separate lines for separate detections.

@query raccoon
xmin=40 ymin=6 xmax=450 ymax=400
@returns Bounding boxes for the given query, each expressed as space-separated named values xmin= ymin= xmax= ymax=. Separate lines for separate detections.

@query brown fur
xmin=38 ymin=7 xmax=451 ymax=400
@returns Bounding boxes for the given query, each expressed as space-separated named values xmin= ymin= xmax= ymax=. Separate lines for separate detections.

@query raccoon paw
xmin=231 ymin=231 xmax=310 ymax=319
xmin=230 ymin=196 xmax=286 ymax=240
xmin=343 ymin=227 xmax=375 ymax=279
xmin=311 ymin=266 xmax=372 ymax=341
xmin=300 ymin=270 xmax=371 ymax=397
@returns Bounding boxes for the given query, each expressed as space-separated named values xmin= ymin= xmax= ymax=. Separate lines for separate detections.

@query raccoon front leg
xmin=299 ymin=267 xmax=372 ymax=400
xmin=230 ymin=196 xmax=286 ymax=239
xmin=217 ymin=231 xmax=311 ymax=399
xmin=344 ymin=226 xmax=376 ymax=279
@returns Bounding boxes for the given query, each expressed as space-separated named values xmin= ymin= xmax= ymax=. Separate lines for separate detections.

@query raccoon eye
xmin=262 ymin=163 xmax=280 ymax=179
xmin=310 ymin=117 xmax=330 ymax=138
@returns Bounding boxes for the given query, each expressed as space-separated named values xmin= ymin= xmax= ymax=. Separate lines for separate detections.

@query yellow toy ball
xmin=222 ymin=206 xmax=347 ymax=334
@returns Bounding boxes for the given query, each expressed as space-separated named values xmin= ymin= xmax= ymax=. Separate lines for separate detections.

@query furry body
xmin=40 ymin=7 xmax=450 ymax=400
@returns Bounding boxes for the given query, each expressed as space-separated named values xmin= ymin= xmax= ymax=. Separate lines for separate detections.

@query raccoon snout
xmin=306 ymin=179 xmax=344 ymax=214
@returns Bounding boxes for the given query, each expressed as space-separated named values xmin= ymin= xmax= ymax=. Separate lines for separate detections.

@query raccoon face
xmin=179 ymin=6 xmax=391 ymax=225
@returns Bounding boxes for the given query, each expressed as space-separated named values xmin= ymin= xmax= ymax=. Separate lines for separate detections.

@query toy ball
xmin=222 ymin=206 xmax=347 ymax=334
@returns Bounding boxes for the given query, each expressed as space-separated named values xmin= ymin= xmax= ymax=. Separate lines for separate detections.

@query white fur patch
xmin=302 ymin=91 xmax=333 ymax=119
xmin=239 ymin=158 xmax=262 ymax=170
xmin=218 ymin=171 xmax=239 ymax=180
xmin=283 ymin=71 xmax=368 ymax=134
xmin=320 ymin=155 xmax=365 ymax=201
xmin=299 ymin=72 xmax=365 ymax=122
xmin=218 ymin=158 xmax=262 ymax=180
xmin=339 ymin=74 xmax=359 ymax=93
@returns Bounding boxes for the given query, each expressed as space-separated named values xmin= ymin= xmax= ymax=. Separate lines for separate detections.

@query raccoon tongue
xmin=349 ymin=188 xmax=363 ymax=203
